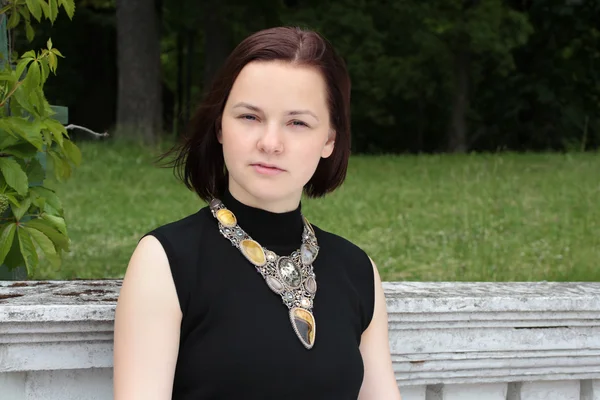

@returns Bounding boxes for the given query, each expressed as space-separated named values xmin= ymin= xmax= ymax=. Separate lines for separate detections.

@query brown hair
xmin=163 ymin=26 xmax=352 ymax=202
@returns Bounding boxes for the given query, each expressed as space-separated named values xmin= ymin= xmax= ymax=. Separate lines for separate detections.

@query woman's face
xmin=219 ymin=60 xmax=335 ymax=211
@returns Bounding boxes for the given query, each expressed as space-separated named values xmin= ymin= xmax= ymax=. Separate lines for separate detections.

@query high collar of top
xmin=220 ymin=189 xmax=304 ymax=248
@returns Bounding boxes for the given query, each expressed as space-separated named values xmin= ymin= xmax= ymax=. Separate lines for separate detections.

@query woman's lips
xmin=251 ymin=163 xmax=284 ymax=176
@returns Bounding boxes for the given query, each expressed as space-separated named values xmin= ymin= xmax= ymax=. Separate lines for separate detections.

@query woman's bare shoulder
xmin=113 ymin=234 xmax=182 ymax=399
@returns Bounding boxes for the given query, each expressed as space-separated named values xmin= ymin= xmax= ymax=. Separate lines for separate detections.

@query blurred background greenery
xmin=20 ymin=0 xmax=600 ymax=153
xmin=5 ymin=0 xmax=599 ymax=281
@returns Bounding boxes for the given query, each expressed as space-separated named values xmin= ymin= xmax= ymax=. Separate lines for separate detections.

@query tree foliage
xmin=38 ymin=0 xmax=600 ymax=153
xmin=0 ymin=0 xmax=79 ymax=276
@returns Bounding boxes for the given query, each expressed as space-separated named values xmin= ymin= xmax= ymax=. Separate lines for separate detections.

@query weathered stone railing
xmin=1 ymin=280 xmax=599 ymax=399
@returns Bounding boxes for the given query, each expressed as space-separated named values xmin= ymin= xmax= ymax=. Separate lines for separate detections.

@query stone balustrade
xmin=1 ymin=280 xmax=599 ymax=399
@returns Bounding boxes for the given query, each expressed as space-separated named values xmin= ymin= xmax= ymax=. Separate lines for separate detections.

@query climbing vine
xmin=0 ymin=0 xmax=79 ymax=276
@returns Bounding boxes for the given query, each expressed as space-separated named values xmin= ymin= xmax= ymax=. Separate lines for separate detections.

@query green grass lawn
xmin=33 ymin=139 xmax=600 ymax=282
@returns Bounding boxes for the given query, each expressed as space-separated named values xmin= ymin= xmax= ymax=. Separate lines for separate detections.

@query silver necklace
xmin=209 ymin=198 xmax=319 ymax=349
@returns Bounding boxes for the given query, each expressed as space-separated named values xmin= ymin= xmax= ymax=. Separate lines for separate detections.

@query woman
xmin=113 ymin=26 xmax=401 ymax=400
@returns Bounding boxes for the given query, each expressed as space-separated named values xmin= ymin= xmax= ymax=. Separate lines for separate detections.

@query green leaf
xmin=50 ymin=48 xmax=64 ymax=58
xmin=0 ymin=119 xmax=18 ymax=138
xmin=26 ymin=0 xmax=43 ymax=21
xmin=8 ymin=118 xmax=44 ymax=150
xmin=41 ymin=213 xmax=67 ymax=236
xmin=40 ymin=1 xmax=50 ymax=19
xmin=0 ymin=68 xmax=16 ymax=79
xmin=11 ymin=196 xmax=32 ymax=220
xmin=19 ymin=5 xmax=31 ymax=22
xmin=18 ymin=227 xmax=38 ymax=273
xmin=21 ymin=50 xmax=36 ymax=60
xmin=30 ymin=189 xmax=46 ymax=209
xmin=47 ymin=38 xmax=53 ymax=50
xmin=0 ymin=134 xmax=21 ymax=150
xmin=24 ymin=157 xmax=45 ymax=184
xmin=48 ymin=150 xmax=71 ymax=181
xmin=4 ymin=193 xmax=21 ymax=208
xmin=47 ymin=150 xmax=60 ymax=180
xmin=25 ymin=62 xmax=41 ymax=90
xmin=30 ymin=186 xmax=62 ymax=213
xmin=8 ymin=8 xmax=21 ymax=29
xmin=2 ymin=143 xmax=38 ymax=159
xmin=0 ymin=69 xmax=14 ymax=79
xmin=32 ymin=88 xmax=51 ymax=116
xmin=25 ymin=226 xmax=60 ymax=268
xmin=0 ymin=157 xmax=28 ymax=195
xmin=38 ymin=59 xmax=50 ymax=85
xmin=44 ymin=118 xmax=66 ymax=146
xmin=0 ymin=223 xmax=17 ymax=265
xmin=3 ymin=230 xmax=26 ymax=270
xmin=24 ymin=218 xmax=69 ymax=251
xmin=62 ymin=140 xmax=81 ymax=166
xmin=59 ymin=0 xmax=75 ymax=19
xmin=13 ymin=87 xmax=36 ymax=116
xmin=16 ymin=59 xmax=31 ymax=80
xmin=25 ymin=21 xmax=35 ymax=42
xmin=43 ymin=201 xmax=60 ymax=216
xmin=48 ymin=52 xmax=57 ymax=73
xmin=49 ymin=0 xmax=58 ymax=23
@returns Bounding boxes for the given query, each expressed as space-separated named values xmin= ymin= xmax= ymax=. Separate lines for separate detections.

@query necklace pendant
xmin=290 ymin=307 xmax=316 ymax=349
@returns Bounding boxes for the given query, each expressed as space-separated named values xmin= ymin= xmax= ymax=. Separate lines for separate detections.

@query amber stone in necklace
xmin=216 ymin=209 xmax=236 ymax=228
xmin=239 ymin=239 xmax=267 ymax=266
xmin=290 ymin=307 xmax=316 ymax=349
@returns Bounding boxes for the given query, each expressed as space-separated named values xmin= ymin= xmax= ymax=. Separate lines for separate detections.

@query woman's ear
xmin=321 ymin=129 xmax=335 ymax=158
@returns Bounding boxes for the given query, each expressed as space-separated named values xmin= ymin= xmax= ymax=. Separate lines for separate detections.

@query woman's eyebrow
xmin=286 ymin=110 xmax=319 ymax=121
xmin=232 ymin=102 xmax=319 ymax=121
xmin=232 ymin=102 xmax=261 ymax=112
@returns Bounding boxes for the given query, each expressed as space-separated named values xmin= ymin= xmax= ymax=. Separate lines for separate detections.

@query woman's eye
xmin=240 ymin=115 xmax=257 ymax=121
xmin=290 ymin=120 xmax=309 ymax=127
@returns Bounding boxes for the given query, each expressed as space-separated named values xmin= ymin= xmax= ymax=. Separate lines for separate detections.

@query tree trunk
xmin=115 ymin=0 xmax=162 ymax=144
xmin=448 ymin=48 xmax=470 ymax=153
xmin=184 ymin=30 xmax=194 ymax=124
xmin=202 ymin=0 xmax=231 ymax=91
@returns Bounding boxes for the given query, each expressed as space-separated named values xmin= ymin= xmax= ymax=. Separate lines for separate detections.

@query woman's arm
xmin=358 ymin=258 xmax=402 ymax=400
xmin=113 ymin=235 xmax=182 ymax=400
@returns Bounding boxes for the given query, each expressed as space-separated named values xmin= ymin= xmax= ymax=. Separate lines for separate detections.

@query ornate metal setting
xmin=209 ymin=198 xmax=319 ymax=349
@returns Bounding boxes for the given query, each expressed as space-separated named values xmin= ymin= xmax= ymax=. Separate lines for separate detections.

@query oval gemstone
xmin=209 ymin=198 xmax=222 ymax=211
xmin=290 ymin=307 xmax=316 ymax=349
xmin=266 ymin=251 xmax=276 ymax=262
xmin=278 ymin=258 xmax=302 ymax=288
xmin=240 ymin=239 xmax=266 ymax=266
xmin=266 ymin=276 xmax=284 ymax=294
xmin=216 ymin=209 xmax=237 ymax=227
xmin=301 ymin=243 xmax=317 ymax=265
xmin=284 ymin=291 xmax=294 ymax=301
xmin=300 ymin=297 xmax=312 ymax=308
xmin=304 ymin=276 xmax=317 ymax=294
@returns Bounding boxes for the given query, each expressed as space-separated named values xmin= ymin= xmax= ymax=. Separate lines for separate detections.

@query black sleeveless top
xmin=144 ymin=191 xmax=375 ymax=399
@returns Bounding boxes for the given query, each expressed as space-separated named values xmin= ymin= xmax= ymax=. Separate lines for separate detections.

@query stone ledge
xmin=0 ymin=280 xmax=120 ymax=373
xmin=1 ymin=280 xmax=600 ymax=386
xmin=382 ymin=282 xmax=600 ymax=386
xmin=383 ymin=281 xmax=600 ymax=312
